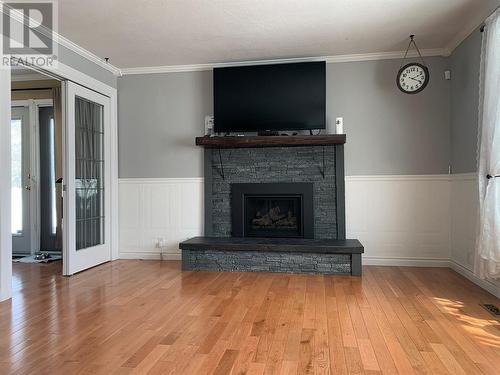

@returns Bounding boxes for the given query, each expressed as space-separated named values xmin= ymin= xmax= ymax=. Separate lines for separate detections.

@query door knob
xmin=25 ymin=185 xmax=31 ymax=191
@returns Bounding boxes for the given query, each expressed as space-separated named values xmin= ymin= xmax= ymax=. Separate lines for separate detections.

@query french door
xmin=63 ymin=82 xmax=111 ymax=275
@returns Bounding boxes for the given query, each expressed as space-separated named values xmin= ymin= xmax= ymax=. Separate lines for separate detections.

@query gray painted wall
xmin=118 ymin=57 xmax=452 ymax=177
xmin=118 ymin=71 xmax=212 ymax=178
xmin=450 ymin=30 xmax=481 ymax=174
xmin=327 ymin=57 xmax=450 ymax=175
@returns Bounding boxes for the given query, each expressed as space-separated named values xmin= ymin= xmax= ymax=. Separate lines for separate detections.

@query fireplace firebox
xmin=232 ymin=183 xmax=314 ymax=238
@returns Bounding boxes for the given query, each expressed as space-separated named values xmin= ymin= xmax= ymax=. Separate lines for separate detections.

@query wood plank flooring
xmin=0 ymin=260 xmax=499 ymax=374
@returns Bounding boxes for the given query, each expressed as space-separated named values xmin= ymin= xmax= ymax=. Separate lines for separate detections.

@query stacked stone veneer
xmin=182 ymin=249 xmax=350 ymax=274
xmin=208 ymin=145 xmax=338 ymax=238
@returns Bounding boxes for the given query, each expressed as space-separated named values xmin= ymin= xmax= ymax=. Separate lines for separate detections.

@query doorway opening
xmin=10 ymin=66 xmax=63 ymax=272
xmin=1 ymin=56 xmax=117 ymax=302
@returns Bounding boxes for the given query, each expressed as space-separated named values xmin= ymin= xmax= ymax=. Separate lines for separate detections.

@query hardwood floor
xmin=0 ymin=261 xmax=499 ymax=374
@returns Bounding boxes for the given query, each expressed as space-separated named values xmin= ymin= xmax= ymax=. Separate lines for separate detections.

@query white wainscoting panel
xmin=345 ymin=175 xmax=451 ymax=266
xmin=118 ymin=178 xmax=203 ymax=259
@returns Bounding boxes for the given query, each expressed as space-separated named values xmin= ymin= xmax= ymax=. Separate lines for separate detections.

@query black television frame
xmin=213 ymin=61 xmax=326 ymax=133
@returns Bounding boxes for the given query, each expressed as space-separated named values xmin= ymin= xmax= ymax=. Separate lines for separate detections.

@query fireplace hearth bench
xmin=180 ymin=237 xmax=364 ymax=276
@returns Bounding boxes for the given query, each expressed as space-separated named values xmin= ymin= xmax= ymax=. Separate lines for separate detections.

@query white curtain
xmin=476 ymin=8 xmax=500 ymax=279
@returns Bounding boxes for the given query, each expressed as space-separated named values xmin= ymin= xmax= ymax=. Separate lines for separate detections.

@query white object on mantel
xmin=204 ymin=115 xmax=214 ymax=136
xmin=335 ymin=117 xmax=344 ymax=134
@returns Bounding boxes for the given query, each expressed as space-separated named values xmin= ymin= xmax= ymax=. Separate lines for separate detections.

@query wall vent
xmin=480 ymin=303 xmax=500 ymax=316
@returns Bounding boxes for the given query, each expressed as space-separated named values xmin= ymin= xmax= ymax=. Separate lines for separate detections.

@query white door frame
xmin=0 ymin=67 xmax=12 ymax=302
xmin=0 ymin=61 xmax=118 ymax=301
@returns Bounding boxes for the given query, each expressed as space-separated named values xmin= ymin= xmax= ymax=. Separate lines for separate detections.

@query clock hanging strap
xmin=399 ymin=35 xmax=427 ymax=69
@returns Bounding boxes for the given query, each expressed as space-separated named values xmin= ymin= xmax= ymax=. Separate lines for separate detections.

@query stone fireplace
xmin=180 ymin=135 xmax=363 ymax=276
xmin=205 ymin=145 xmax=344 ymax=239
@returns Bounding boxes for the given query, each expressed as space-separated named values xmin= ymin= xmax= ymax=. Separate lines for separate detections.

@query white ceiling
xmin=58 ymin=0 xmax=500 ymax=70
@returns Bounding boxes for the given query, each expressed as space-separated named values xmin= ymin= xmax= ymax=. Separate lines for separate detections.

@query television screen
xmin=213 ymin=61 xmax=326 ymax=133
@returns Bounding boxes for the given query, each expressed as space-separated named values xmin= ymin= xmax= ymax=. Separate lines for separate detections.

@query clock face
xmin=397 ymin=63 xmax=429 ymax=94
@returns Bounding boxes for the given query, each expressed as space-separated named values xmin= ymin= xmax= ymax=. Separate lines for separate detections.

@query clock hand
xmin=410 ymin=77 xmax=422 ymax=83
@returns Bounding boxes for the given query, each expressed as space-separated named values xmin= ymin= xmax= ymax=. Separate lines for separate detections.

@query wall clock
xmin=397 ymin=62 xmax=429 ymax=94
xmin=397 ymin=35 xmax=429 ymax=94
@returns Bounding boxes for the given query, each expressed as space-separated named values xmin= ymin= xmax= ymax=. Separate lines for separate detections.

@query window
xmin=11 ymin=118 xmax=23 ymax=235
xmin=49 ymin=117 xmax=57 ymax=235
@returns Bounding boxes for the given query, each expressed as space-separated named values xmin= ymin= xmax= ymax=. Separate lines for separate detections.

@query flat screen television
xmin=213 ymin=61 xmax=326 ymax=133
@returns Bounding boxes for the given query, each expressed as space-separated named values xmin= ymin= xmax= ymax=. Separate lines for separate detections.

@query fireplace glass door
xmin=244 ymin=195 xmax=302 ymax=237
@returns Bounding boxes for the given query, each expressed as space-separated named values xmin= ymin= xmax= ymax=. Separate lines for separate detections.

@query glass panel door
xmin=64 ymin=82 xmax=111 ymax=275
xmin=75 ymin=97 xmax=104 ymax=251
xmin=11 ymin=107 xmax=31 ymax=255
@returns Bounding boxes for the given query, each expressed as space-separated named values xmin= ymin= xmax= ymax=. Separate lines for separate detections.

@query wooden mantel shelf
xmin=195 ymin=134 xmax=346 ymax=148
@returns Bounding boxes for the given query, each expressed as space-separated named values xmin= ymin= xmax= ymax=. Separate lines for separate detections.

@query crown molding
xmin=1 ymin=2 xmax=122 ymax=76
xmin=53 ymin=34 xmax=122 ymax=77
xmin=443 ymin=21 xmax=480 ymax=56
xmin=120 ymin=48 xmax=448 ymax=75
xmin=443 ymin=5 xmax=499 ymax=55
xmin=325 ymin=48 xmax=447 ymax=62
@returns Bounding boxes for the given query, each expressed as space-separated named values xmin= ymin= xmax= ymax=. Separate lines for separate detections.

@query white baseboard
xmin=363 ymin=256 xmax=450 ymax=267
xmin=450 ymin=260 xmax=500 ymax=299
xmin=119 ymin=252 xmax=182 ymax=261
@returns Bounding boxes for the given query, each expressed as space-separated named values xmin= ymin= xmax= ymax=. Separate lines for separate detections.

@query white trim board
xmin=118 ymin=177 xmax=203 ymax=184
xmin=345 ymin=174 xmax=452 ymax=182
xmin=346 ymin=173 xmax=477 ymax=182
xmin=0 ymin=68 xmax=12 ymax=302
xmin=450 ymin=261 xmax=500 ymax=299
xmin=450 ymin=172 xmax=478 ymax=181
xmin=363 ymin=256 xmax=450 ymax=267
xmin=120 ymin=48 xmax=448 ymax=75
xmin=119 ymin=252 xmax=182 ymax=261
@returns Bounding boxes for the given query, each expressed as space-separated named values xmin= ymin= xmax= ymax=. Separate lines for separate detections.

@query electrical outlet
xmin=156 ymin=237 xmax=167 ymax=248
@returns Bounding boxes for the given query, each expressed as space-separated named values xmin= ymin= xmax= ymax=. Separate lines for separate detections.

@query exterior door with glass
xmin=11 ymin=107 xmax=31 ymax=255
xmin=63 ymin=82 xmax=111 ymax=275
